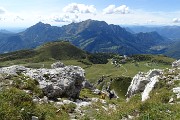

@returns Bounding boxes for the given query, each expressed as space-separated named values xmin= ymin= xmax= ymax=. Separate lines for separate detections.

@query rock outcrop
xmin=0 ymin=62 xmax=85 ymax=99
xmin=141 ymin=76 xmax=159 ymax=101
xmin=82 ymin=80 xmax=93 ymax=89
xmin=173 ymin=87 xmax=180 ymax=99
xmin=51 ymin=61 xmax=65 ymax=69
xmin=126 ymin=59 xmax=180 ymax=102
xmin=126 ymin=69 xmax=162 ymax=101
xmin=172 ymin=59 xmax=180 ymax=68
xmin=0 ymin=65 xmax=27 ymax=75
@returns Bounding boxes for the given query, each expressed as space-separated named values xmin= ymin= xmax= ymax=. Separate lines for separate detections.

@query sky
xmin=0 ymin=0 xmax=180 ymax=28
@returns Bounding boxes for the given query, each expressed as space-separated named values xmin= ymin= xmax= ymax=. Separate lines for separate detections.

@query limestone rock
xmin=32 ymin=116 xmax=39 ymax=120
xmin=126 ymin=72 xmax=149 ymax=98
xmin=93 ymin=89 xmax=101 ymax=94
xmin=173 ymin=87 xmax=180 ymax=93
xmin=0 ymin=62 xmax=85 ymax=99
xmin=172 ymin=87 xmax=180 ymax=100
xmin=172 ymin=60 xmax=180 ymax=68
xmin=141 ymin=76 xmax=159 ymax=101
xmin=126 ymin=69 xmax=162 ymax=101
xmin=51 ymin=61 xmax=65 ymax=69
xmin=177 ymin=93 xmax=180 ymax=99
xmin=169 ymin=98 xmax=174 ymax=103
xmin=0 ymin=65 xmax=27 ymax=75
xmin=82 ymin=80 xmax=93 ymax=89
xmin=25 ymin=65 xmax=85 ymax=99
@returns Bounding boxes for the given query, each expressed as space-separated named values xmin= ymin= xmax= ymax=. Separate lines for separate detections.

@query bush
xmin=131 ymin=54 xmax=174 ymax=65
xmin=88 ymin=53 xmax=114 ymax=64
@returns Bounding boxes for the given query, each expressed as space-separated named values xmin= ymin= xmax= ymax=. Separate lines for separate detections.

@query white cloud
xmin=0 ymin=17 xmax=6 ymax=21
xmin=53 ymin=15 xmax=70 ymax=22
xmin=147 ymin=19 xmax=155 ymax=23
xmin=103 ymin=5 xmax=130 ymax=14
xmin=14 ymin=16 xmax=24 ymax=21
xmin=1 ymin=3 xmax=180 ymax=27
xmin=173 ymin=18 xmax=180 ymax=23
xmin=63 ymin=3 xmax=96 ymax=14
xmin=52 ymin=14 xmax=80 ymax=23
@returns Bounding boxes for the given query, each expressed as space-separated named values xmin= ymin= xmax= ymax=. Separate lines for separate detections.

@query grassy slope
xmin=0 ymin=41 xmax=87 ymax=64
xmin=0 ymin=58 xmax=173 ymax=80
xmin=84 ymin=61 xmax=171 ymax=83
xmin=34 ymin=41 xmax=87 ymax=61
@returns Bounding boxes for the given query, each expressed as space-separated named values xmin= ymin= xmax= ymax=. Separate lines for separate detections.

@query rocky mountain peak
xmin=34 ymin=22 xmax=51 ymax=27
xmin=62 ymin=19 xmax=109 ymax=35
xmin=22 ymin=22 xmax=52 ymax=35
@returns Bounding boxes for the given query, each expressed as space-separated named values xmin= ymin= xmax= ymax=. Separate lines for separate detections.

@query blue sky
xmin=0 ymin=0 xmax=180 ymax=28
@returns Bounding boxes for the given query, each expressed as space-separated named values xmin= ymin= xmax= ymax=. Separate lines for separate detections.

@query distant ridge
xmin=0 ymin=19 xmax=170 ymax=56
xmin=165 ymin=41 xmax=180 ymax=59
xmin=128 ymin=26 xmax=180 ymax=40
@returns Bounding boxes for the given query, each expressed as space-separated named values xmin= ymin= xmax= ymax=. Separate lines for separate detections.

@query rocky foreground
xmin=126 ymin=59 xmax=180 ymax=102
xmin=0 ymin=62 xmax=85 ymax=99
xmin=0 ymin=61 xmax=118 ymax=120
xmin=0 ymin=60 xmax=180 ymax=120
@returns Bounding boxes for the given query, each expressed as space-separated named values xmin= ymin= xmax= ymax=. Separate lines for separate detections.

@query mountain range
xmin=127 ymin=26 xmax=180 ymax=40
xmin=0 ymin=19 xmax=179 ymax=58
xmin=126 ymin=26 xmax=180 ymax=59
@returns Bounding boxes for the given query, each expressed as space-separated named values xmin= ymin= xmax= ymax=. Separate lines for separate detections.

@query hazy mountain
xmin=2 ymin=28 xmax=26 ymax=33
xmin=0 ymin=29 xmax=13 ymax=34
xmin=164 ymin=41 xmax=180 ymax=59
xmin=127 ymin=26 xmax=180 ymax=40
xmin=0 ymin=19 xmax=168 ymax=55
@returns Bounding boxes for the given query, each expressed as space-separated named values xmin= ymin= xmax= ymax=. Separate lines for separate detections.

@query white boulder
xmin=126 ymin=69 xmax=162 ymax=101
xmin=173 ymin=87 xmax=180 ymax=93
xmin=173 ymin=87 xmax=180 ymax=99
xmin=51 ymin=61 xmax=65 ymax=69
xmin=25 ymin=65 xmax=85 ymax=99
xmin=82 ymin=80 xmax=93 ymax=89
xmin=0 ymin=62 xmax=86 ymax=99
xmin=0 ymin=65 xmax=27 ymax=75
xmin=172 ymin=60 xmax=180 ymax=68
xmin=141 ymin=76 xmax=159 ymax=101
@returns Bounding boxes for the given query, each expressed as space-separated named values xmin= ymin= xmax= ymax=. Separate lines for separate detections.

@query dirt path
xmin=121 ymin=65 xmax=128 ymax=76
